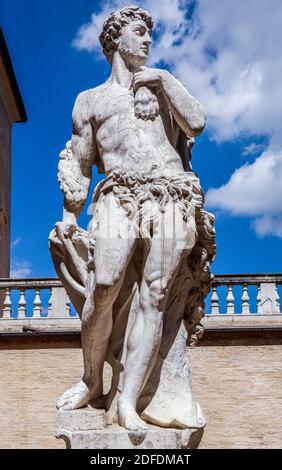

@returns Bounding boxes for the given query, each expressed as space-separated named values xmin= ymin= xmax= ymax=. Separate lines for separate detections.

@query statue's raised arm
xmin=132 ymin=66 xmax=206 ymax=138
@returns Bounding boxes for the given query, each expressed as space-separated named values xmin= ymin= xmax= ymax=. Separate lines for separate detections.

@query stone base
xmin=57 ymin=409 xmax=203 ymax=449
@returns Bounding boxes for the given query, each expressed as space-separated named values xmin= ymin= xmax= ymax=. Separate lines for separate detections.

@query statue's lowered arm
xmin=59 ymin=93 xmax=96 ymax=227
xmin=49 ymin=93 xmax=97 ymax=312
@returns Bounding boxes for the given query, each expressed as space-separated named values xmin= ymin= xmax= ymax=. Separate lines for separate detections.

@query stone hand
xmin=48 ymin=220 xmax=76 ymax=247
xmin=59 ymin=177 xmax=88 ymax=207
xmin=48 ymin=227 xmax=61 ymax=246
xmin=132 ymin=67 xmax=165 ymax=92
xmin=57 ymin=218 xmax=77 ymax=239
xmin=58 ymin=141 xmax=88 ymax=209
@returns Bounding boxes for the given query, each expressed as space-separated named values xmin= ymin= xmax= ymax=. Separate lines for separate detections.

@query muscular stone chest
xmin=94 ymin=85 xmax=135 ymax=126
xmin=94 ymin=85 xmax=172 ymax=154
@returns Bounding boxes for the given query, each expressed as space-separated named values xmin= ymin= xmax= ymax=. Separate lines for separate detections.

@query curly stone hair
xmin=99 ymin=5 xmax=153 ymax=64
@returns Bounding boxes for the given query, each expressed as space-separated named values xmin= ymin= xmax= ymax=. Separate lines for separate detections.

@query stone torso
xmin=86 ymin=82 xmax=185 ymax=178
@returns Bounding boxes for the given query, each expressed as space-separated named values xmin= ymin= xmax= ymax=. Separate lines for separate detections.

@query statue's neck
xmin=109 ymin=51 xmax=141 ymax=88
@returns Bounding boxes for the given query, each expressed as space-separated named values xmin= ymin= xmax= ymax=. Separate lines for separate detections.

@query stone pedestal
xmin=57 ymin=409 xmax=203 ymax=449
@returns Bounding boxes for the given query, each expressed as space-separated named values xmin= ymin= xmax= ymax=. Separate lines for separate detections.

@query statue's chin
xmin=119 ymin=48 xmax=147 ymax=67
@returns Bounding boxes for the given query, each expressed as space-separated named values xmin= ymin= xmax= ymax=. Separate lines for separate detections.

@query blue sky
xmin=1 ymin=0 xmax=282 ymax=278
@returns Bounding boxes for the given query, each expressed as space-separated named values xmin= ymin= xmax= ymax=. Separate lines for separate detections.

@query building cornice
xmin=0 ymin=27 xmax=27 ymax=123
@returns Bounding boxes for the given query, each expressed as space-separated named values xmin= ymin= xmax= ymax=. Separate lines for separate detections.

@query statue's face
xmin=118 ymin=19 xmax=152 ymax=66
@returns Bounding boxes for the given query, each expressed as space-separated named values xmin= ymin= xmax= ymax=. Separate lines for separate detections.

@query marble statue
xmin=49 ymin=5 xmax=216 ymax=441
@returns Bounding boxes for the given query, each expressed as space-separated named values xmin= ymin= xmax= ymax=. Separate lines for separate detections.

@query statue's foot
xmin=117 ymin=398 xmax=149 ymax=434
xmin=57 ymin=380 xmax=92 ymax=410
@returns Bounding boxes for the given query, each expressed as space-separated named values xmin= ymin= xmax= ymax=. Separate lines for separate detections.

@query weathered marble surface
xmin=49 ymin=5 xmax=215 ymax=446
xmin=57 ymin=409 xmax=203 ymax=449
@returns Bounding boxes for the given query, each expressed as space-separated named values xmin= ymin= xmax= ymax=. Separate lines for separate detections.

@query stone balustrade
xmin=209 ymin=273 xmax=282 ymax=315
xmin=0 ymin=274 xmax=282 ymax=331
xmin=204 ymin=273 xmax=282 ymax=329
xmin=0 ymin=278 xmax=80 ymax=333
xmin=0 ymin=277 xmax=76 ymax=318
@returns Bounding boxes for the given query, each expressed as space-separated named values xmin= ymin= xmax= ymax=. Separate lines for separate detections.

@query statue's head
xmin=99 ymin=5 xmax=153 ymax=67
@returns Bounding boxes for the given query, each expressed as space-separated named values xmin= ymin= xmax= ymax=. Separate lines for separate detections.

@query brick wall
xmin=0 ymin=333 xmax=281 ymax=449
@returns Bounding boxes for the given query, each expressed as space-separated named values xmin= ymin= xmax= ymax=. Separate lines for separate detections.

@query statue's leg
xmin=117 ymin=202 xmax=197 ymax=432
xmin=57 ymin=193 xmax=137 ymax=410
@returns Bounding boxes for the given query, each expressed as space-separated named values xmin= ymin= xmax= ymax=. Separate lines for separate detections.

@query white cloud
xmin=253 ymin=216 xmax=282 ymax=239
xmin=208 ymin=150 xmax=282 ymax=215
xmin=73 ymin=1 xmax=282 ymax=237
xmin=242 ymin=143 xmax=266 ymax=157
xmin=206 ymin=149 xmax=282 ymax=238
xmin=10 ymin=259 xmax=32 ymax=278
xmin=11 ymin=238 xmax=21 ymax=249
xmin=72 ymin=0 xmax=120 ymax=54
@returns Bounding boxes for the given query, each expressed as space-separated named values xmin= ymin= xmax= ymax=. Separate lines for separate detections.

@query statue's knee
xmin=95 ymin=282 xmax=116 ymax=300
xmin=82 ymin=282 xmax=117 ymax=323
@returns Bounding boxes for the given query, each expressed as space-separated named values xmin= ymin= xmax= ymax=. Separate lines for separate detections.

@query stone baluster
xmin=3 ymin=288 xmax=12 ymax=318
xmin=241 ymin=284 xmax=250 ymax=315
xmin=258 ymin=282 xmax=279 ymax=314
xmin=210 ymin=286 xmax=219 ymax=314
xmin=47 ymin=288 xmax=53 ymax=317
xmin=226 ymin=285 xmax=235 ymax=314
xmin=66 ymin=294 xmax=71 ymax=317
xmin=33 ymin=290 xmax=42 ymax=318
xmin=275 ymin=284 xmax=280 ymax=313
xmin=256 ymin=285 xmax=262 ymax=314
xmin=18 ymin=290 xmax=27 ymax=318
xmin=48 ymin=286 xmax=69 ymax=318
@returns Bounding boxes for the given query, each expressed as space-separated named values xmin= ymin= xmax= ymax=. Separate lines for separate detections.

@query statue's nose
xmin=143 ymin=31 xmax=152 ymax=45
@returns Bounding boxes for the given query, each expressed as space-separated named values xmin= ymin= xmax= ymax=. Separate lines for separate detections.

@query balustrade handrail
xmin=0 ymin=278 xmax=62 ymax=289
xmin=1 ymin=274 xmax=282 ymax=289
xmin=211 ymin=273 xmax=282 ymax=285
